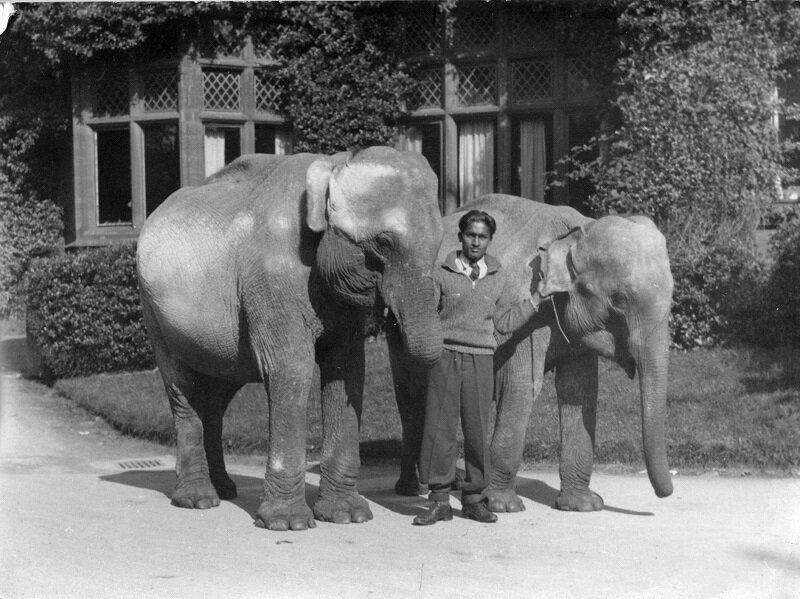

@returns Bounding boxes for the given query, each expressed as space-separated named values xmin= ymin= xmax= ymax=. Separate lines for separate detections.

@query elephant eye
xmin=374 ymin=232 xmax=394 ymax=253
xmin=364 ymin=231 xmax=394 ymax=265
xmin=611 ymin=292 xmax=629 ymax=311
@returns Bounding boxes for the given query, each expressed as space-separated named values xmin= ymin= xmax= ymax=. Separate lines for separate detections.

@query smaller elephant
xmin=137 ymin=146 xmax=443 ymax=531
xmin=390 ymin=195 xmax=674 ymax=512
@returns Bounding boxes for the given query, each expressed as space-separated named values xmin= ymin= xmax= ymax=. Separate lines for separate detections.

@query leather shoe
xmin=413 ymin=501 xmax=453 ymax=526
xmin=462 ymin=501 xmax=498 ymax=523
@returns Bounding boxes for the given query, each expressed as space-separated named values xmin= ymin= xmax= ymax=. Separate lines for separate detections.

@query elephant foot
xmin=313 ymin=492 xmax=373 ymax=524
xmin=555 ymin=488 xmax=604 ymax=512
xmin=171 ymin=475 xmax=220 ymax=509
xmin=255 ymin=499 xmax=316 ymax=531
xmin=210 ymin=471 xmax=237 ymax=500
xmin=485 ymin=487 xmax=526 ymax=513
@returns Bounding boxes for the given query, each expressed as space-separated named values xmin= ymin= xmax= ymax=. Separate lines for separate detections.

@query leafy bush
xmin=669 ymin=241 xmax=766 ymax=348
xmin=0 ymin=194 xmax=63 ymax=318
xmin=25 ymin=244 xmax=154 ymax=379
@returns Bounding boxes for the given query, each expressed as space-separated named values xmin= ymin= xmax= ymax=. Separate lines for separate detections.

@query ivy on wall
xmin=268 ymin=2 xmax=414 ymax=153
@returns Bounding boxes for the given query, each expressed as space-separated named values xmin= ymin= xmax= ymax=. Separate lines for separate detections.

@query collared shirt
xmin=455 ymin=253 xmax=486 ymax=282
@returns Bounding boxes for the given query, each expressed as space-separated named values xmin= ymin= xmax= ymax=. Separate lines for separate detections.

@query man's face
xmin=458 ymin=221 xmax=492 ymax=264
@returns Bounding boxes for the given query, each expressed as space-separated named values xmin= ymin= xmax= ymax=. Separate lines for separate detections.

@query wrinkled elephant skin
xmin=137 ymin=147 xmax=443 ymax=530
xmin=391 ymin=194 xmax=674 ymax=512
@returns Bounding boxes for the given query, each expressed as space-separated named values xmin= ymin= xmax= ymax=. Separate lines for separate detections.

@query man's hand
xmin=531 ymin=271 xmax=548 ymax=301
xmin=528 ymin=291 xmax=542 ymax=310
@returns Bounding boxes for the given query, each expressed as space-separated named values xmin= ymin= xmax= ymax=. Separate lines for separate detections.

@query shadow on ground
xmin=742 ymin=546 xmax=800 ymax=577
xmin=100 ymin=470 xmax=319 ymax=521
xmin=99 ymin=468 xmax=652 ymax=521
xmin=0 ymin=335 xmax=40 ymax=376
xmin=514 ymin=475 xmax=654 ymax=516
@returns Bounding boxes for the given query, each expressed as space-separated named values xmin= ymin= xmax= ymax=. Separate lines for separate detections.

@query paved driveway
xmin=1 ymin=357 xmax=799 ymax=598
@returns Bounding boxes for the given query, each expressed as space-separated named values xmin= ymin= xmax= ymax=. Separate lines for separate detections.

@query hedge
xmin=0 ymin=193 xmax=63 ymax=318
xmin=25 ymin=243 xmax=154 ymax=379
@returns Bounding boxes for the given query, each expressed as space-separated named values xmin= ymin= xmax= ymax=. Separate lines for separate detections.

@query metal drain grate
xmin=117 ymin=458 xmax=165 ymax=470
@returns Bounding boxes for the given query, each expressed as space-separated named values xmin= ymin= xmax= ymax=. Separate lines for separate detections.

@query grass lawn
xmin=53 ymin=339 xmax=800 ymax=475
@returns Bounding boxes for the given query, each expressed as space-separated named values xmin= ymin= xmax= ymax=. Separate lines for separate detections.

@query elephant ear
xmin=537 ymin=225 xmax=587 ymax=297
xmin=305 ymin=152 xmax=351 ymax=233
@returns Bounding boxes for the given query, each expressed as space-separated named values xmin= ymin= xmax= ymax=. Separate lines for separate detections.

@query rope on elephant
xmin=550 ymin=297 xmax=570 ymax=344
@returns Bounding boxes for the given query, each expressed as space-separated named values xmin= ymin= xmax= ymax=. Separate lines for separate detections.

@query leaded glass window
xmin=510 ymin=59 xmax=552 ymax=103
xmin=96 ymin=128 xmax=132 ymax=225
xmin=409 ymin=67 xmax=444 ymax=110
xmin=203 ymin=69 xmax=241 ymax=112
xmin=142 ymin=123 xmax=180 ymax=215
xmin=567 ymin=56 xmax=594 ymax=98
xmin=142 ymin=70 xmax=178 ymax=112
xmin=200 ymin=19 xmax=242 ymax=58
xmin=452 ymin=7 xmax=496 ymax=51
xmin=404 ymin=7 xmax=441 ymax=56
xmin=509 ymin=7 xmax=555 ymax=53
xmin=255 ymin=70 xmax=281 ymax=113
xmin=95 ymin=71 xmax=129 ymax=117
xmin=454 ymin=64 xmax=496 ymax=106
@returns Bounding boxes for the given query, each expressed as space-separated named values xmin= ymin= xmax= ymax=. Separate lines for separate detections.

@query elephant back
xmin=438 ymin=194 xmax=590 ymax=298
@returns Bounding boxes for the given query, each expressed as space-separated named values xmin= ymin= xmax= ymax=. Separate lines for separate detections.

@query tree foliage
xmin=572 ymin=0 xmax=800 ymax=245
xmin=564 ymin=0 xmax=800 ymax=347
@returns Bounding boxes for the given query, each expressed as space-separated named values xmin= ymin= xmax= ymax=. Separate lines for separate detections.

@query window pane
xmin=420 ymin=124 xmax=442 ymax=191
xmin=568 ymin=113 xmax=598 ymax=213
xmin=255 ymin=124 xmax=292 ymax=155
xmin=143 ymin=123 xmax=180 ymax=216
xmin=458 ymin=120 xmax=495 ymax=206
xmin=511 ymin=115 xmax=553 ymax=203
xmin=254 ymin=124 xmax=276 ymax=154
xmin=204 ymin=125 xmax=241 ymax=177
xmin=224 ymin=128 xmax=241 ymax=164
xmin=402 ymin=123 xmax=442 ymax=204
xmin=96 ymin=128 xmax=132 ymax=225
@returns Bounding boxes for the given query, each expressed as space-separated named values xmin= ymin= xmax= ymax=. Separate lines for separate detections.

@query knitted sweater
xmin=434 ymin=251 xmax=517 ymax=354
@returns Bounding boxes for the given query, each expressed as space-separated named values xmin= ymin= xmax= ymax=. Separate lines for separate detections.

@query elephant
xmin=136 ymin=146 xmax=443 ymax=531
xmin=389 ymin=194 xmax=674 ymax=512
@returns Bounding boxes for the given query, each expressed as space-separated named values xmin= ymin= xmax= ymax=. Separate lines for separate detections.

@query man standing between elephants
xmin=413 ymin=210 xmax=540 ymax=525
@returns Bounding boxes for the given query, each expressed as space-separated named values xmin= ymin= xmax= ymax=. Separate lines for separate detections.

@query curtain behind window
xmin=458 ymin=120 xmax=495 ymax=206
xmin=519 ymin=119 xmax=547 ymax=202
xmin=401 ymin=126 xmax=423 ymax=154
xmin=204 ymin=128 xmax=226 ymax=177
xmin=275 ymin=129 xmax=292 ymax=155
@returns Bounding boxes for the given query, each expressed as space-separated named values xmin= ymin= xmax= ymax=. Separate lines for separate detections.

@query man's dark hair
xmin=458 ymin=210 xmax=497 ymax=238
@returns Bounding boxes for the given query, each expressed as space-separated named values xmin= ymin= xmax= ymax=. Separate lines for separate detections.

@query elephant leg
xmin=145 ymin=304 xmax=222 ymax=509
xmin=555 ymin=352 xmax=603 ymax=512
xmin=200 ymin=377 xmax=241 ymax=500
xmin=313 ymin=320 xmax=373 ymax=524
xmin=255 ymin=349 xmax=317 ymax=531
xmin=386 ymin=320 xmax=428 ymax=496
xmin=486 ymin=336 xmax=535 ymax=513
xmin=158 ymin=364 xmax=227 ymax=509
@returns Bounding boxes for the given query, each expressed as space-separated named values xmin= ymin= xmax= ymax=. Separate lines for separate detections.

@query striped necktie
xmin=469 ymin=263 xmax=480 ymax=281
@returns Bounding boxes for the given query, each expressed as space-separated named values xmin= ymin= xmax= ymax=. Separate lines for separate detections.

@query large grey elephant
xmin=390 ymin=194 xmax=673 ymax=511
xmin=136 ymin=146 xmax=443 ymax=531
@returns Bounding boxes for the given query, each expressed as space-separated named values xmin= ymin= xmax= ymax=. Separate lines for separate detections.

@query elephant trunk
xmin=635 ymin=308 xmax=673 ymax=498
xmin=382 ymin=267 xmax=442 ymax=368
